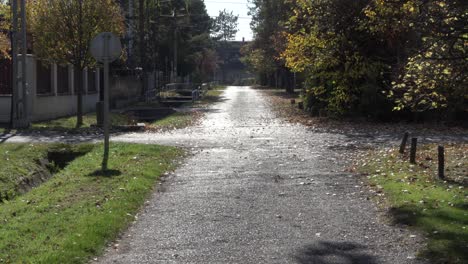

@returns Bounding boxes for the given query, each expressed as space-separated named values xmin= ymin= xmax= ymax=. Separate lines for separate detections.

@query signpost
xmin=90 ymin=32 xmax=122 ymax=171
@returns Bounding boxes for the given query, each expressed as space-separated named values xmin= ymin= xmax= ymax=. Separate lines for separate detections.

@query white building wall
xmin=0 ymin=97 xmax=11 ymax=123
xmin=31 ymin=93 xmax=98 ymax=122
xmin=0 ymin=55 xmax=100 ymax=123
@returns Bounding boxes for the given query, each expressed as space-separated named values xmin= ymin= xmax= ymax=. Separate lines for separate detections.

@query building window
xmin=88 ymin=69 xmax=97 ymax=93
xmin=36 ymin=60 xmax=52 ymax=95
xmin=57 ymin=65 xmax=70 ymax=94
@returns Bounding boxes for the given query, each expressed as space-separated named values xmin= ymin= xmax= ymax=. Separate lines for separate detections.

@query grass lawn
xmin=357 ymin=143 xmax=467 ymax=263
xmin=31 ymin=112 xmax=132 ymax=131
xmin=195 ymin=86 xmax=227 ymax=105
xmin=0 ymin=144 xmax=94 ymax=201
xmin=204 ymin=89 xmax=224 ymax=99
xmin=148 ymin=112 xmax=195 ymax=130
xmin=0 ymin=142 xmax=182 ymax=263
xmin=0 ymin=144 xmax=51 ymax=200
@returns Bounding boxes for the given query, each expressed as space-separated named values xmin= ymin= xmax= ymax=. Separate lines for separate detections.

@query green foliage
xmin=0 ymin=0 xmax=10 ymax=58
xmin=28 ymin=0 xmax=125 ymax=127
xmin=282 ymin=0 xmax=391 ymax=117
xmin=250 ymin=0 xmax=467 ymax=119
xmin=242 ymin=0 xmax=295 ymax=91
xmin=136 ymin=0 xmax=216 ymax=82
xmin=212 ymin=9 xmax=238 ymax=42
xmin=240 ymin=44 xmax=276 ymax=77
xmin=379 ymin=0 xmax=468 ymax=113
xmin=29 ymin=0 xmax=125 ymax=68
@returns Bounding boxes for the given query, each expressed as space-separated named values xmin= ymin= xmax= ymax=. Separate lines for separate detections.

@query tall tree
xmin=242 ymin=0 xmax=294 ymax=92
xmin=371 ymin=0 xmax=468 ymax=114
xmin=0 ymin=0 xmax=10 ymax=58
xmin=134 ymin=0 xmax=215 ymax=83
xmin=29 ymin=0 xmax=124 ymax=127
xmin=281 ymin=0 xmax=467 ymax=118
xmin=282 ymin=0 xmax=380 ymax=115
xmin=212 ymin=9 xmax=238 ymax=42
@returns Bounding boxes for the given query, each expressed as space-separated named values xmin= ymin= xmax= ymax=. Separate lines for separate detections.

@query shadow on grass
xmin=0 ymin=128 xmax=14 ymax=143
xmin=88 ymin=169 xmax=122 ymax=177
xmin=388 ymin=204 xmax=468 ymax=263
xmin=295 ymin=241 xmax=379 ymax=264
xmin=29 ymin=126 xmax=89 ymax=134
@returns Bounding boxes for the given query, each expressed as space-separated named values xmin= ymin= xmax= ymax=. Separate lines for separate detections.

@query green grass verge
xmin=31 ymin=113 xmax=132 ymax=131
xmin=0 ymin=143 xmax=182 ymax=263
xmin=205 ymin=89 xmax=223 ymax=98
xmin=357 ymin=143 xmax=467 ymax=263
xmin=211 ymin=85 xmax=227 ymax=90
xmin=149 ymin=112 xmax=194 ymax=130
xmin=195 ymin=86 xmax=227 ymax=105
xmin=0 ymin=144 xmax=50 ymax=200
xmin=0 ymin=143 xmax=95 ymax=201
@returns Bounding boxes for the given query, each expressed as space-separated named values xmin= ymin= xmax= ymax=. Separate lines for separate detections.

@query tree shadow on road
xmin=294 ymin=241 xmax=379 ymax=264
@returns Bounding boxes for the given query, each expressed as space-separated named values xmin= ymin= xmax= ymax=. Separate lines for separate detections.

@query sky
xmin=204 ymin=0 xmax=253 ymax=41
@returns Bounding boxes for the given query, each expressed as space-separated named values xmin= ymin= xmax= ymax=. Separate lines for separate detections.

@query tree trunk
xmin=76 ymin=67 xmax=83 ymax=128
xmin=285 ymin=69 xmax=294 ymax=94
xmin=275 ymin=70 xmax=278 ymax=89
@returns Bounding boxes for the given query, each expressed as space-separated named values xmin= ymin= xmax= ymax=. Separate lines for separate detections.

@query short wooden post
xmin=290 ymin=99 xmax=296 ymax=104
xmin=410 ymin=138 xmax=417 ymax=164
xmin=399 ymin=132 xmax=409 ymax=154
xmin=438 ymin=145 xmax=445 ymax=180
xmin=298 ymin=102 xmax=304 ymax=110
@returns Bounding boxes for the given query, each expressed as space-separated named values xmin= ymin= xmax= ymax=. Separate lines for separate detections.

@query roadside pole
xmin=102 ymin=35 xmax=110 ymax=171
xmin=20 ymin=0 xmax=28 ymax=126
xmin=90 ymin=32 xmax=122 ymax=172
xmin=10 ymin=0 xmax=18 ymax=128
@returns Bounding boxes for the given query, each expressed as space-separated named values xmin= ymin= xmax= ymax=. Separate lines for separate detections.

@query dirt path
xmin=96 ymin=87 xmax=426 ymax=263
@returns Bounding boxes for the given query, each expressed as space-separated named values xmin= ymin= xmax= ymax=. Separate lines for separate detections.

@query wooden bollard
xmin=399 ymin=132 xmax=409 ymax=154
xmin=438 ymin=145 xmax=445 ymax=180
xmin=410 ymin=138 xmax=417 ymax=164
xmin=291 ymin=99 xmax=296 ymax=104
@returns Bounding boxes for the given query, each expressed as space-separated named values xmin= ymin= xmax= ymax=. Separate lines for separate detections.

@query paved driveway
xmin=98 ymin=87 xmax=426 ymax=263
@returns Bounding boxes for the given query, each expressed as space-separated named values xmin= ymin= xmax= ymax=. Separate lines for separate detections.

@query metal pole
xmin=9 ymin=0 xmax=18 ymax=128
xmin=102 ymin=35 xmax=110 ymax=171
xmin=173 ymin=9 xmax=177 ymax=82
xmin=128 ymin=0 xmax=133 ymax=65
xmin=20 ymin=0 xmax=28 ymax=127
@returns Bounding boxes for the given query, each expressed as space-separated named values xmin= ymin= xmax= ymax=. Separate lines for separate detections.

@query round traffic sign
xmin=90 ymin=32 xmax=122 ymax=63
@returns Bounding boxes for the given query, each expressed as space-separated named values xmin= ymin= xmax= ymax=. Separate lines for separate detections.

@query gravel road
xmin=96 ymin=86 xmax=427 ymax=264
